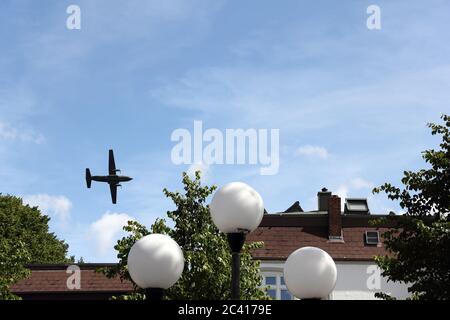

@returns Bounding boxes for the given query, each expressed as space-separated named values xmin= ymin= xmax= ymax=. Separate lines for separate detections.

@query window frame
xmin=345 ymin=198 xmax=370 ymax=214
xmin=261 ymin=272 xmax=293 ymax=300
xmin=365 ymin=230 xmax=380 ymax=245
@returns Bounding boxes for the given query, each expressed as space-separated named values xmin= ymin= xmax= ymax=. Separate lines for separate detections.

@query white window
xmin=365 ymin=231 xmax=380 ymax=245
xmin=262 ymin=273 xmax=293 ymax=300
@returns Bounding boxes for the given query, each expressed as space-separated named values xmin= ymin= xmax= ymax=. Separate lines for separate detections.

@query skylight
xmin=344 ymin=198 xmax=370 ymax=214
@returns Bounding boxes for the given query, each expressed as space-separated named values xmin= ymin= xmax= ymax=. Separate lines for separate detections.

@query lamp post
xmin=127 ymin=233 xmax=184 ymax=301
xmin=283 ymin=246 xmax=337 ymax=300
xmin=210 ymin=182 xmax=264 ymax=300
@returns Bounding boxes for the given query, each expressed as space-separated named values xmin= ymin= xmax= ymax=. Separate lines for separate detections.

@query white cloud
xmin=295 ymin=145 xmax=329 ymax=159
xmin=89 ymin=212 xmax=134 ymax=258
xmin=21 ymin=1 xmax=225 ymax=73
xmin=23 ymin=194 xmax=72 ymax=222
xmin=0 ymin=122 xmax=16 ymax=140
xmin=350 ymin=177 xmax=374 ymax=190
xmin=0 ymin=122 xmax=44 ymax=144
xmin=335 ymin=184 xmax=349 ymax=208
xmin=335 ymin=178 xmax=375 ymax=210
xmin=150 ymin=18 xmax=449 ymax=133
xmin=187 ymin=161 xmax=210 ymax=180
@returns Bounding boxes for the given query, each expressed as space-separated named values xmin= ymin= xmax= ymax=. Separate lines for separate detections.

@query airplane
xmin=86 ymin=149 xmax=133 ymax=204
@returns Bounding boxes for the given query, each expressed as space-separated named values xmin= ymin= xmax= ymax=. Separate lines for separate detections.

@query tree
xmin=0 ymin=194 xmax=73 ymax=299
xmin=0 ymin=240 xmax=30 ymax=300
xmin=372 ymin=114 xmax=450 ymax=300
xmin=102 ymin=172 xmax=267 ymax=300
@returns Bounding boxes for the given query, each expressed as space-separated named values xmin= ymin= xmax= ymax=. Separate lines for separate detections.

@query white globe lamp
xmin=283 ymin=246 xmax=337 ymax=300
xmin=210 ymin=182 xmax=264 ymax=233
xmin=127 ymin=234 xmax=184 ymax=300
xmin=210 ymin=182 xmax=264 ymax=300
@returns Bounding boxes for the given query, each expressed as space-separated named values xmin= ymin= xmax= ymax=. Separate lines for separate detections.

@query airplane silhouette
xmin=86 ymin=149 xmax=132 ymax=204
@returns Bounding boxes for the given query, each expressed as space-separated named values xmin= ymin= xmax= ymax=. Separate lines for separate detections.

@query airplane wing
xmin=109 ymin=149 xmax=116 ymax=175
xmin=109 ymin=184 xmax=117 ymax=204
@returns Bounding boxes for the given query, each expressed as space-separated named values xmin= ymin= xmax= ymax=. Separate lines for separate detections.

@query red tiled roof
xmin=247 ymin=226 xmax=390 ymax=261
xmin=246 ymin=213 xmax=393 ymax=261
xmin=11 ymin=264 xmax=134 ymax=295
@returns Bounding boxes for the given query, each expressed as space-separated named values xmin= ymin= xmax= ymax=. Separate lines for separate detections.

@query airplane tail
xmin=85 ymin=168 xmax=92 ymax=188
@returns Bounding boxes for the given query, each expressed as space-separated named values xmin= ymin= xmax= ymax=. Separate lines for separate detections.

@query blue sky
xmin=1 ymin=0 xmax=449 ymax=261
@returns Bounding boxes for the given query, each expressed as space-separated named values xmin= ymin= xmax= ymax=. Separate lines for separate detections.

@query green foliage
xmin=374 ymin=292 xmax=397 ymax=300
xmin=0 ymin=194 xmax=72 ymax=299
xmin=373 ymin=114 xmax=450 ymax=300
xmin=0 ymin=240 xmax=30 ymax=300
xmin=102 ymin=171 xmax=267 ymax=300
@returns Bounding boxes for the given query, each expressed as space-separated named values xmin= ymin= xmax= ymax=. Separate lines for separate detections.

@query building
xmin=247 ymin=188 xmax=410 ymax=300
xmin=11 ymin=188 xmax=410 ymax=300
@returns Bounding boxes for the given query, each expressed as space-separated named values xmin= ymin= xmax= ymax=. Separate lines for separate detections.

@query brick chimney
xmin=328 ymin=195 xmax=343 ymax=241
xmin=317 ymin=187 xmax=332 ymax=211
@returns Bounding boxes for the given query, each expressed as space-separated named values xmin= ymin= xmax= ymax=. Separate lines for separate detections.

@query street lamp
xmin=127 ymin=233 xmax=184 ymax=300
xmin=283 ymin=246 xmax=337 ymax=300
xmin=210 ymin=182 xmax=264 ymax=300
